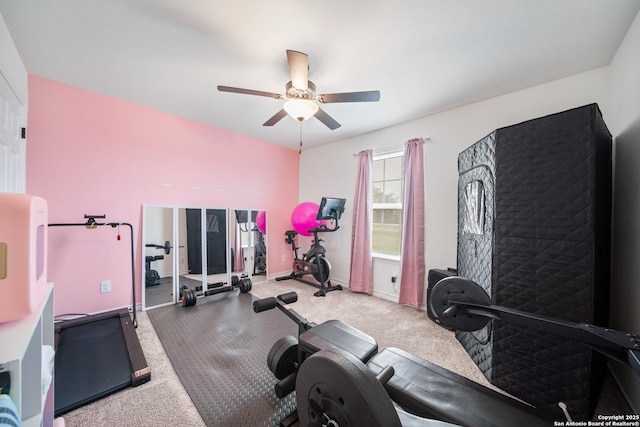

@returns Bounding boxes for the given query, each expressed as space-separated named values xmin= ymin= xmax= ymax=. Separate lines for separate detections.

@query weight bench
xmin=298 ymin=322 xmax=552 ymax=427
xmin=367 ymin=348 xmax=554 ymax=427
xmin=256 ymin=293 xmax=554 ymax=426
xmin=299 ymin=319 xmax=378 ymax=363
xmin=259 ymin=278 xmax=640 ymax=426
xmin=298 ymin=322 xmax=552 ymax=426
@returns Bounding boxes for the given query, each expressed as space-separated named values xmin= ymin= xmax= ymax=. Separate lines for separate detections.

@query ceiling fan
xmin=217 ymin=50 xmax=380 ymax=130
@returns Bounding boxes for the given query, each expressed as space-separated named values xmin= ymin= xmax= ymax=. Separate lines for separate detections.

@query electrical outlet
xmin=282 ymin=254 xmax=287 ymax=262
xmin=100 ymin=280 xmax=111 ymax=293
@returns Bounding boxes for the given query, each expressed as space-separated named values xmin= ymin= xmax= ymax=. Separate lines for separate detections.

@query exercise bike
xmin=276 ymin=197 xmax=346 ymax=297
xmin=253 ymin=226 xmax=267 ymax=276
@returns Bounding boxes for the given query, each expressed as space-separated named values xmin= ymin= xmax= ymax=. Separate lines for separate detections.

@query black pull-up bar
xmin=48 ymin=215 xmax=138 ymax=327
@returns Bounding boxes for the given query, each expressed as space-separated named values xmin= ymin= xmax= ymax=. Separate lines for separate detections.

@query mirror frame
xmin=230 ymin=209 xmax=268 ymax=285
xmin=142 ymin=205 xmax=176 ymax=309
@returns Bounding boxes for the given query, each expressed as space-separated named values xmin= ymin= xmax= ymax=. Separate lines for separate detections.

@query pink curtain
xmin=399 ymin=138 xmax=425 ymax=308
xmin=349 ymin=149 xmax=373 ymax=294
xmin=234 ymin=223 xmax=244 ymax=272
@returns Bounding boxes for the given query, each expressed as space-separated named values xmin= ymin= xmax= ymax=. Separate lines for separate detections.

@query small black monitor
xmin=316 ymin=197 xmax=346 ymax=221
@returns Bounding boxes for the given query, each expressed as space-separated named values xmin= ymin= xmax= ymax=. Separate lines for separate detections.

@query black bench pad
xmin=299 ymin=320 xmax=378 ymax=363
xmin=367 ymin=347 xmax=553 ymax=427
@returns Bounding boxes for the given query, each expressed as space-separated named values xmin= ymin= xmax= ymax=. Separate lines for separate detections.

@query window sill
xmin=372 ymin=253 xmax=400 ymax=262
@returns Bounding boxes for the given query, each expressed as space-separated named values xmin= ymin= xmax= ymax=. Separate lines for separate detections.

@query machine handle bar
xmin=449 ymin=299 xmax=640 ymax=376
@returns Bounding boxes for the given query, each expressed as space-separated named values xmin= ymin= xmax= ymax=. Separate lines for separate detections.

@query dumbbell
xmin=203 ymin=275 xmax=253 ymax=298
xmin=180 ymin=284 xmax=197 ymax=307
xmin=182 ymin=275 xmax=253 ymax=307
xmin=233 ymin=274 xmax=253 ymax=293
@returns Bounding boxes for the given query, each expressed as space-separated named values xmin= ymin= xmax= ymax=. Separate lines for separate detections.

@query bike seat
xmin=284 ymin=230 xmax=297 ymax=244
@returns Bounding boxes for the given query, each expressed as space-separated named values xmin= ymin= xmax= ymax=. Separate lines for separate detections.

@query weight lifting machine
xmin=430 ymin=276 xmax=640 ymax=375
xmin=255 ymin=277 xmax=640 ymax=427
xmin=276 ymin=197 xmax=346 ymax=297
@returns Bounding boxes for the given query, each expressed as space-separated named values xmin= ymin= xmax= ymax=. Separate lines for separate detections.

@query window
xmin=462 ymin=180 xmax=485 ymax=235
xmin=372 ymin=153 xmax=404 ymax=256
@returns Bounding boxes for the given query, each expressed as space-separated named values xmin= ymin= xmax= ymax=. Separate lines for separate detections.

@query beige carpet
xmin=60 ymin=280 xmax=626 ymax=426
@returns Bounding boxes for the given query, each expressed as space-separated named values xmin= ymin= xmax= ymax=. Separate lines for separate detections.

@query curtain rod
xmin=352 ymin=137 xmax=430 ymax=157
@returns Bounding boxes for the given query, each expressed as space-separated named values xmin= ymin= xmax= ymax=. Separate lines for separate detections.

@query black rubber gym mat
xmin=147 ymin=289 xmax=298 ymax=427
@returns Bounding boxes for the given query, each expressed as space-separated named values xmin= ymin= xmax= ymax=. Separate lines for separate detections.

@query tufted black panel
xmin=456 ymin=104 xmax=612 ymax=420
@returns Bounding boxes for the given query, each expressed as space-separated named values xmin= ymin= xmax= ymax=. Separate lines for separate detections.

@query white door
xmin=0 ymin=71 xmax=25 ymax=193
xmin=0 ymin=13 xmax=27 ymax=194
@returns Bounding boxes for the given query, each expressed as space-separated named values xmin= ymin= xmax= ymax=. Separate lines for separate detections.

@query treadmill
xmin=54 ymin=309 xmax=150 ymax=415
xmin=50 ymin=216 xmax=151 ymax=416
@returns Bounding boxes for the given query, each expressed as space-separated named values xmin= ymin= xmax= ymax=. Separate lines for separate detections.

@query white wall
xmin=609 ymin=9 xmax=640 ymax=413
xmin=300 ymin=66 xmax=611 ymax=305
xmin=300 ymin=8 xmax=640 ymax=410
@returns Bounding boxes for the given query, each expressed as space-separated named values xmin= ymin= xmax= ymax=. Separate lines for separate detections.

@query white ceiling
xmin=1 ymin=1 xmax=639 ymax=151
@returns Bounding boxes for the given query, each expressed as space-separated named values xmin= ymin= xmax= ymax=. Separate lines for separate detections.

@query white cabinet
xmin=0 ymin=282 xmax=54 ymax=426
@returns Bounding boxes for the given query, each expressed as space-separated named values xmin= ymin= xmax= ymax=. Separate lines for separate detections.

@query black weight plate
xmin=296 ymin=349 xmax=401 ymax=427
xmin=145 ymin=270 xmax=159 ymax=285
xmin=240 ymin=277 xmax=252 ymax=293
xmin=183 ymin=289 xmax=196 ymax=307
xmin=231 ymin=275 xmax=239 ymax=287
xmin=429 ymin=276 xmax=491 ymax=331
xmin=267 ymin=335 xmax=298 ymax=380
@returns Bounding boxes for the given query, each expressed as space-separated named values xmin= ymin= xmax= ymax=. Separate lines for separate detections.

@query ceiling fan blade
xmin=314 ymin=108 xmax=341 ymax=130
xmin=286 ymin=50 xmax=309 ymax=91
xmin=319 ymin=90 xmax=381 ymax=103
xmin=217 ymin=85 xmax=282 ymax=99
xmin=263 ymin=109 xmax=288 ymax=126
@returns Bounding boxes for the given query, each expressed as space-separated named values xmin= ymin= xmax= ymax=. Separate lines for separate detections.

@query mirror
xmin=143 ymin=206 xmax=229 ymax=310
xmin=143 ymin=206 xmax=174 ymax=308
xmin=180 ymin=208 xmax=228 ymax=295
xmin=231 ymin=210 xmax=267 ymax=284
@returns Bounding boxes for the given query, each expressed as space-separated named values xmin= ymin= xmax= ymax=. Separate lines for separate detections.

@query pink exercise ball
xmin=255 ymin=211 xmax=266 ymax=234
xmin=291 ymin=202 xmax=323 ymax=236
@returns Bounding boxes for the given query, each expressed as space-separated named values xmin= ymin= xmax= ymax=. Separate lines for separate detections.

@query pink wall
xmin=26 ymin=75 xmax=299 ymax=316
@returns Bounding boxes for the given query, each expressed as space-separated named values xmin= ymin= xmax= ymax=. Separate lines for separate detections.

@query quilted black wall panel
xmin=456 ymin=104 xmax=612 ymax=419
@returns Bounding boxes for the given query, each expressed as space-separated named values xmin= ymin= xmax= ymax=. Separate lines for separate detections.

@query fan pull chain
xmin=299 ymin=120 xmax=303 ymax=155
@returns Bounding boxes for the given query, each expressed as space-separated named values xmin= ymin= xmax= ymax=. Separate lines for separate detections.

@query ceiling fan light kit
xmin=283 ymin=99 xmax=318 ymax=121
xmin=217 ymin=49 xmax=381 ymax=130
